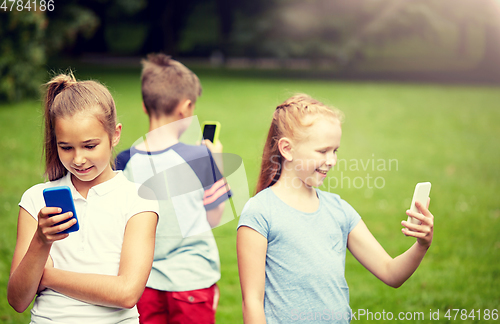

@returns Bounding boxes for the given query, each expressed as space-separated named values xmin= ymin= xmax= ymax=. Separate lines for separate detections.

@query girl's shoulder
xmin=241 ymin=187 xmax=275 ymax=215
xmin=22 ymin=176 xmax=68 ymax=197
xmin=19 ymin=176 xmax=69 ymax=219
xmin=238 ymin=188 xmax=275 ymax=235
xmin=112 ymin=172 xmax=160 ymax=217
xmin=239 ymin=188 xmax=277 ymax=226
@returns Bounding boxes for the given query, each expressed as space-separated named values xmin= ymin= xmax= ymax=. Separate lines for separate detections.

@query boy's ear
xmin=278 ymin=137 xmax=293 ymax=162
xmin=142 ymin=102 xmax=148 ymax=115
xmin=112 ymin=123 xmax=122 ymax=147
xmin=177 ymin=99 xmax=193 ymax=119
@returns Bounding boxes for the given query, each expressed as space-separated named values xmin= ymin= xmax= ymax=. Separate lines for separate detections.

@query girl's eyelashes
xmin=318 ymin=148 xmax=339 ymax=154
xmin=58 ymin=144 xmax=97 ymax=150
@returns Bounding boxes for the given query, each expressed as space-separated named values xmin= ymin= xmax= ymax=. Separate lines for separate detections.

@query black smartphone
xmin=201 ymin=121 xmax=221 ymax=143
xmin=43 ymin=186 xmax=79 ymax=234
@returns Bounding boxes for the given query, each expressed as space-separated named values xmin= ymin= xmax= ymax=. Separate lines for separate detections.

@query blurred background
xmin=2 ymin=0 xmax=500 ymax=101
xmin=1 ymin=1 xmax=500 ymax=323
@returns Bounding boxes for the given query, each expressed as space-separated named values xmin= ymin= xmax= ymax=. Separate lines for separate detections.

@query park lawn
xmin=0 ymin=65 xmax=499 ymax=323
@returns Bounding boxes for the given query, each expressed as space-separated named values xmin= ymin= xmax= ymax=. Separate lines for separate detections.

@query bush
xmin=0 ymin=11 xmax=47 ymax=102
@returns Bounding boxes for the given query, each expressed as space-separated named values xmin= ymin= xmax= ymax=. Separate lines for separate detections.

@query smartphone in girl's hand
xmin=407 ymin=182 xmax=431 ymax=225
xmin=43 ymin=186 xmax=79 ymax=233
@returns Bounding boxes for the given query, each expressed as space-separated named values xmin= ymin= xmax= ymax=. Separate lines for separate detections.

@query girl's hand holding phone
xmin=401 ymin=199 xmax=434 ymax=249
xmin=36 ymin=207 xmax=76 ymax=244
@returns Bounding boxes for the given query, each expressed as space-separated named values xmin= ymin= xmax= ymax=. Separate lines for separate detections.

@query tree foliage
xmin=0 ymin=11 xmax=47 ymax=102
xmin=2 ymin=0 xmax=499 ymax=103
xmin=0 ymin=0 xmax=130 ymax=102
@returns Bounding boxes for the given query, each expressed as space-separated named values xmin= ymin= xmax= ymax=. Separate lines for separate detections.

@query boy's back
xmin=116 ymin=53 xmax=230 ymax=323
xmin=116 ymin=142 xmax=229 ymax=291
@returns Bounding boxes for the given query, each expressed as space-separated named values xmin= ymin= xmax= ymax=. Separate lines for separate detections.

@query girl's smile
xmin=316 ymin=168 xmax=329 ymax=176
xmin=73 ymin=165 xmax=94 ymax=174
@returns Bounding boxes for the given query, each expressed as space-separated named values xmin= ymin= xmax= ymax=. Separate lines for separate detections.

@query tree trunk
xmin=216 ymin=0 xmax=233 ymax=57
xmin=475 ymin=23 xmax=500 ymax=77
xmin=456 ymin=20 xmax=469 ymax=59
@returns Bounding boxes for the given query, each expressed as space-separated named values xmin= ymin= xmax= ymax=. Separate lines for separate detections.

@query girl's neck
xmin=271 ymin=175 xmax=319 ymax=213
xmin=70 ymin=166 xmax=116 ymax=199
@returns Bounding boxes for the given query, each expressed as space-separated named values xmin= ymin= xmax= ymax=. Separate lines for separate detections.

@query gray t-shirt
xmin=237 ymin=187 xmax=361 ymax=323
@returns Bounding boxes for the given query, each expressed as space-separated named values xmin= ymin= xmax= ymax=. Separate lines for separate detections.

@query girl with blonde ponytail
xmin=8 ymin=72 xmax=158 ymax=323
xmin=237 ymin=94 xmax=435 ymax=324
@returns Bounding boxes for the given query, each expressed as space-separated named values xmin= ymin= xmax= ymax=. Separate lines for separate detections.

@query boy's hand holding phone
xmin=203 ymin=139 xmax=224 ymax=173
xmin=201 ymin=121 xmax=224 ymax=172
xmin=202 ymin=139 xmax=223 ymax=154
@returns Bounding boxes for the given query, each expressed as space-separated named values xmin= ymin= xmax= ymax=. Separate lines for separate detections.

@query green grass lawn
xmin=1 ymin=65 xmax=499 ymax=323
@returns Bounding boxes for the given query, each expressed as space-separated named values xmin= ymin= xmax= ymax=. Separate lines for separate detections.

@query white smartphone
xmin=407 ymin=182 xmax=431 ymax=225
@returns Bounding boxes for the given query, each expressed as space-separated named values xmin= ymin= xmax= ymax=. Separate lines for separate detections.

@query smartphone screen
xmin=203 ymin=124 xmax=217 ymax=142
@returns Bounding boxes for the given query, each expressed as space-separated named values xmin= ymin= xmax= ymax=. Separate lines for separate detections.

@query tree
xmin=0 ymin=0 xmax=144 ymax=102
xmin=0 ymin=11 xmax=46 ymax=102
xmin=141 ymin=0 xmax=202 ymax=55
xmin=0 ymin=1 xmax=100 ymax=102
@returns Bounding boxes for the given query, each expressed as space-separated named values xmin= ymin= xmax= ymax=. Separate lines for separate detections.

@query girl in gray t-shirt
xmin=237 ymin=94 xmax=434 ymax=323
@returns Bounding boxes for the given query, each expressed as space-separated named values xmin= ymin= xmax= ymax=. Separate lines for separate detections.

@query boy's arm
xmin=40 ymin=211 xmax=157 ymax=308
xmin=114 ymin=149 xmax=131 ymax=171
xmin=207 ymin=202 xmax=225 ymax=228
xmin=237 ymin=226 xmax=267 ymax=324
xmin=202 ymin=139 xmax=223 ymax=173
xmin=347 ymin=200 xmax=433 ymax=288
xmin=202 ymin=140 xmax=230 ymax=227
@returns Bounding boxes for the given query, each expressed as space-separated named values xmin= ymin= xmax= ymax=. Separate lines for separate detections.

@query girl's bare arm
xmin=40 ymin=212 xmax=157 ymax=308
xmin=8 ymin=207 xmax=75 ymax=312
xmin=237 ymin=226 xmax=268 ymax=324
xmin=347 ymin=200 xmax=434 ymax=288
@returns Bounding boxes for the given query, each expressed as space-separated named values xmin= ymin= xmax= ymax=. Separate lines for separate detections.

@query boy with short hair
xmin=115 ymin=53 xmax=230 ymax=324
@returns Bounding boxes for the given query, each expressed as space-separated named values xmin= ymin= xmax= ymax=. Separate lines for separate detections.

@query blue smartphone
xmin=43 ymin=186 xmax=79 ymax=234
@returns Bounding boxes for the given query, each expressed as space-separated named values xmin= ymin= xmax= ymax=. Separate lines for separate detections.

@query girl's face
xmin=287 ymin=117 xmax=342 ymax=189
xmin=55 ymin=110 xmax=121 ymax=190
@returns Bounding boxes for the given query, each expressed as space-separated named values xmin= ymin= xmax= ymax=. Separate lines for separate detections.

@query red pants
xmin=137 ymin=285 xmax=219 ymax=324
